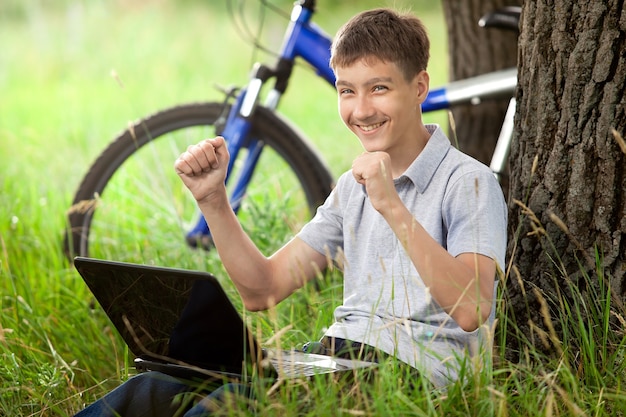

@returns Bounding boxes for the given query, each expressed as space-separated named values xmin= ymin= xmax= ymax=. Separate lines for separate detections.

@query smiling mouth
xmin=358 ymin=121 xmax=385 ymax=132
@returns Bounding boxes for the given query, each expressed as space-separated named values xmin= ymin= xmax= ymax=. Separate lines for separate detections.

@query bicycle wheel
xmin=65 ymin=102 xmax=333 ymax=268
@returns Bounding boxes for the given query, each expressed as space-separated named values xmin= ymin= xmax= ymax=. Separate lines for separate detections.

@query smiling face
xmin=335 ymin=57 xmax=430 ymax=162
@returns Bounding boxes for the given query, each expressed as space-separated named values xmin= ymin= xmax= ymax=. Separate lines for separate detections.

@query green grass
xmin=1 ymin=0 xmax=625 ymax=416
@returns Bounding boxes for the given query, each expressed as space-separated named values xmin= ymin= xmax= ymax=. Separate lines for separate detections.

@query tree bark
xmin=506 ymin=1 xmax=626 ymax=359
xmin=441 ymin=0 xmax=521 ymax=180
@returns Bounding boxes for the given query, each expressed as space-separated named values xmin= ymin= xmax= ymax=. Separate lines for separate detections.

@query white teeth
xmin=360 ymin=122 xmax=383 ymax=131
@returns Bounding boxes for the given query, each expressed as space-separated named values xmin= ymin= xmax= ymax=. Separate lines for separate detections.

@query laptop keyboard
xmin=266 ymin=350 xmax=352 ymax=378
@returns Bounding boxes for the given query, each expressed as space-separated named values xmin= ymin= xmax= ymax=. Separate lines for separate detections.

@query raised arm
xmin=351 ymin=151 xmax=498 ymax=332
xmin=174 ymin=137 xmax=327 ymax=311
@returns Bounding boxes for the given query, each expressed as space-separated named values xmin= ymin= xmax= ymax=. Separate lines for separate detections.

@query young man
xmin=75 ymin=8 xmax=506 ymax=416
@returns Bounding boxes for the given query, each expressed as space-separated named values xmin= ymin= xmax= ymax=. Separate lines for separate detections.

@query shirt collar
xmin=396 ymin=124 xmax=450 ymax=193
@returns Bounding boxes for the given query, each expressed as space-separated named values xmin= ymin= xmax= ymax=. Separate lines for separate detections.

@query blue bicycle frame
xmin=186 ymin=0 xmax=516 ymax=240
xmin=187 ymin=0 xmax=332 ymax=240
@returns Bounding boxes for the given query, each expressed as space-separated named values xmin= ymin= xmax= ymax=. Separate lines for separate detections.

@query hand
xmin=174 ymin=136 xmax=229 ymax=204
xmin=351 ymin=152 xmax=399 ymax=214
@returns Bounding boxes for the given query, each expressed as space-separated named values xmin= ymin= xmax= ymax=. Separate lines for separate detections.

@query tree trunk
xmin=441 ymin=0 xmax=521 ymax=186
xmin=506 ymin=1 xmax=626 ymax=360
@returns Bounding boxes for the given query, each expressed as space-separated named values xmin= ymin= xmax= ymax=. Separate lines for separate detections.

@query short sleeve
xmin=442 ymin=168 xmax=507 ymax=270
xmin=297 ymin=173 xmax=348 ymax=260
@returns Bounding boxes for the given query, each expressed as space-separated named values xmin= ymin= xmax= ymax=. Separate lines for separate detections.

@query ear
xmin=414 ymin=70 xmax=430 ymax=103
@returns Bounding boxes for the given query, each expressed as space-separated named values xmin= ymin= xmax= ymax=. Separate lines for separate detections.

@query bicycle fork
xmin=184 ymin=63 xmax=295 ymax=249
xmin=184 ymin=82 xmax=268 ymax=249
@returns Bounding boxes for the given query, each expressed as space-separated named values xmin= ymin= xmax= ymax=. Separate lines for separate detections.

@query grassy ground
xmin=1 ymin=0 xmax=625 ymax=416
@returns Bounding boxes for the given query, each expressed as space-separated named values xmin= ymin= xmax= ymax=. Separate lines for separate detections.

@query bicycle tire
xmin=65 ymin=102 xmax=334 ymax=266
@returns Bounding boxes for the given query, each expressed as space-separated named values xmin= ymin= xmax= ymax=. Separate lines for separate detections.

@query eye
xmin=338 ymin=88 xmax=354 ymax=95
xmin=373 ymin=85 xmax=388 ymax=92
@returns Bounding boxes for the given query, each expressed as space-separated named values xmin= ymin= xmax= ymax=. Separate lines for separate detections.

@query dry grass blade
xmin=612 ymin=129 xmax=626 ymax=155
xmin=547 ymin=210 xmax=595 ymax=268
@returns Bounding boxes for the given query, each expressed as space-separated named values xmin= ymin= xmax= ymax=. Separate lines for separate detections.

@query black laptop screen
xmin=74 ymin=257 xmax=258 ymax=374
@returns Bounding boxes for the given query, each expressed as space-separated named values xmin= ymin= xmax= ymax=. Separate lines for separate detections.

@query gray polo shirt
xmin=297 ymin=124 xmax=507 ymax=387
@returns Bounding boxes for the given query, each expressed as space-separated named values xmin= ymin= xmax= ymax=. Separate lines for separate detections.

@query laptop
xmin=73 ymin=257 xmax=376 ymax=384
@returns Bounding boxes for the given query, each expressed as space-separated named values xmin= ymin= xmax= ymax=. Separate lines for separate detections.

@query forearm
xmin=383 ymin=200 xmax=494 ymax=331
xmin=197 ymin=193 xmax=285 ymax=311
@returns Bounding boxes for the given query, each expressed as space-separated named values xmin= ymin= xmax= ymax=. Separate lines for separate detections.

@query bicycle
xmin=64 ymin=1 xmax=519 ymax=266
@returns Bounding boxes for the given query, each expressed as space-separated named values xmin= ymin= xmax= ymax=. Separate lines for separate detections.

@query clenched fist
xmin=174 ymin=136 xmax=230 ymax=204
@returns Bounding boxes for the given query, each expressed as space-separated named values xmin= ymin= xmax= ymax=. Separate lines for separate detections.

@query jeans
xmin=74 ymin=372 xmax=251 ymax=417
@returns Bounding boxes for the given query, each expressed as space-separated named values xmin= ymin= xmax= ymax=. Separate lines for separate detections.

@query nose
xmin=352 ymin=95 xmax=376 ymax=121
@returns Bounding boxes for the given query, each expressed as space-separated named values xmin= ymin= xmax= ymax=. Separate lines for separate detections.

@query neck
xmin=389 ymin=124 xmax=432 ymax=178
